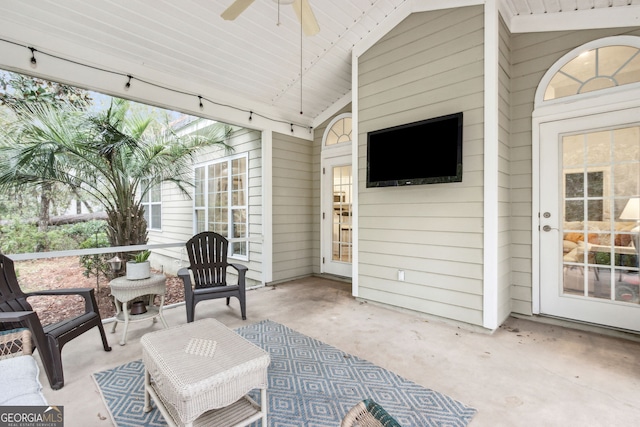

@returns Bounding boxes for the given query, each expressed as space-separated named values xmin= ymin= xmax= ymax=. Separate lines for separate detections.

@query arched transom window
xmin=544 ymin=44 xmax=640 ymax=101
xmin=324 ymin=115 xmax=352 ymax=147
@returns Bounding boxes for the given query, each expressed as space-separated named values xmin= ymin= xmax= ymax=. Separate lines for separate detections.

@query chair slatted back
xmin=0 ymin=254 xmax=34 ymax=331
xmin=185 ymin=232 xmax=229 ymax=289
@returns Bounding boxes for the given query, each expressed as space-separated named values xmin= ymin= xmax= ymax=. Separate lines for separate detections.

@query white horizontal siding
xmin=271 ymin=132 xmax=314 ymax=282
xmin=497 ymin=16 xmax=513 ymax=324
xmin=358 ymin=5 xmax=485 ymax=326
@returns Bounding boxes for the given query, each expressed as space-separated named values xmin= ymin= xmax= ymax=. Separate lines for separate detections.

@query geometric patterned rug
xmin=93 ymin=320 xmax=477 ymax=427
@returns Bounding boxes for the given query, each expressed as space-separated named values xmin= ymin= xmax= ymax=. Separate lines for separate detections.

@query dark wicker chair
xmin=178 ymin=232 xmax=248 ymax=323
xmin=341 ymin=399 xmax=403 ymax=427
xmin=0 ymin=254 xmax=111 ymax=390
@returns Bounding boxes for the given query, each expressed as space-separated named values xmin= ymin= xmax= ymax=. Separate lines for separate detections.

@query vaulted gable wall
xmin=357 ymin=6 xmax=486 ymax=326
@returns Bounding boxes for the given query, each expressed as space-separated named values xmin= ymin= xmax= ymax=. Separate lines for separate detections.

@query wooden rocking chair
xmin=0 ymin=254 xmax=111 ymax=390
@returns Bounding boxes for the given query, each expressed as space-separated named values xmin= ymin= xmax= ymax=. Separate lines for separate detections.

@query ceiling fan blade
xmin=292 ymin=0 xmax=320 ymax=36
xmin=221 ymin=0 xmax=255 ymax=21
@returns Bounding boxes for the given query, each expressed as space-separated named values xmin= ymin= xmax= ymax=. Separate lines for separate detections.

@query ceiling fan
xmin=221 ymin=0 xmax=320 ymax=36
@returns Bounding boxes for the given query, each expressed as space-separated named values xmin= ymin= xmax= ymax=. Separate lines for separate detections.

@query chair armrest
xmin=25 ymin=288 xmax=98 ymax=314
xmin=178 ymin=267 xmax=193 ymax=288
xmin=229 ymin=263 xmax=248 ymax=285
xmin=27 ymin=288 xmax=94 ymax=297
xmin=0 ymin=311 xmax=38 ymax=324
xmin=229 ymin=263 xmax=248 ymax=274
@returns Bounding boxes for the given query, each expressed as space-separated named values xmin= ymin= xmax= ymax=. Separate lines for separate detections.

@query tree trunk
xmin=106 ymin=199 xmax=148 ymax=264
xmin=72 ymin=187 xmax=93 ymax=213
xmin=35 ymin=182 xmax=53 ymax=252
xmin=50 ymin=212 xmax=107 ymax=225
xmin=38 ymin=182 xmax=52 ymax=232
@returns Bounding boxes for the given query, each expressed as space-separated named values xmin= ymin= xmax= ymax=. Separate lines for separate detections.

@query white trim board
xmin=483 ymin=0 xmax=501 ymax=331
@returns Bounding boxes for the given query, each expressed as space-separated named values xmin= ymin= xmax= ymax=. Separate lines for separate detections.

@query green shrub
xmin=79 ymin=232 xmax=112 ymax=280
xmin=64 ymin=220 xmax=108 ymax=239
xmin=0 ymin=219 xmax=46 ymax=253
xmin=45 ymin=227 xmax=78 ymax=251
xmin=0 ymin=219 xmax=110 ymax=254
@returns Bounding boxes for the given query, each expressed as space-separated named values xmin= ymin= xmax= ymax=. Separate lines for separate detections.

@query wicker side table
xmin=141 ymin=318 xmax=270 ymax=427
xmin=109 ymin=274 xmax=169 ymax=345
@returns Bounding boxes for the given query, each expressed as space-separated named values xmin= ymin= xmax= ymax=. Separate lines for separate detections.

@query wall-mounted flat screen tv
xmin=366 ymin=112 xmax=463 ymax=188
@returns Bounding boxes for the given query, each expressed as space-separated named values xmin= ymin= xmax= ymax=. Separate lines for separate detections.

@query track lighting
xmin=249 ymin=111 xmax=253 ymax=121
xmin=124 ymin=75 xmax=132 ymax=91
xmin=198 ymin=96 xmax=204 ymax=110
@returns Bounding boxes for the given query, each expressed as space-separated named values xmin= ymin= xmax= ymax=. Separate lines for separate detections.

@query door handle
xmin=543 ymin=225 xmax=552 ymax=232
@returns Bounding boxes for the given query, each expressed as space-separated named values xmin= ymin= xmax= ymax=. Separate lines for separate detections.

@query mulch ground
xmin=14 ymin=256 xmax=185 ymax=326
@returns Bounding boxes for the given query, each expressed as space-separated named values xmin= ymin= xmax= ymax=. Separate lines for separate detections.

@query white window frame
xmin=194 ymin=153 xmax=249 ymax=261
xmin=535 ymin=36 xmax=640 ymax=110
xmin=322 ymin=113 xmax=353 ymax=151
xmin=141 ymin=178 xmax=162 ymax=231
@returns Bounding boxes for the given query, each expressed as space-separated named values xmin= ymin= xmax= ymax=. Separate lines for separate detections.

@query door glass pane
xmin=562 ymin=126 xmax=640 ymax=304
xmin=332 ymin=165 xmax=352 ymax=263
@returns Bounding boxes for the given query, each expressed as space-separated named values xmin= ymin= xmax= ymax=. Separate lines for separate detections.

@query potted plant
xmin=126 ymin=250 xmax=151 ymax=280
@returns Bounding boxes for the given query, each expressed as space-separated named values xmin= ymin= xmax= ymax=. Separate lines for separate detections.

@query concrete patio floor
xmin=38 ymin=276 xmax=640 ymax=427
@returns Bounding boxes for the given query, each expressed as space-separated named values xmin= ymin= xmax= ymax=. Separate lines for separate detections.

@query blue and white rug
xmin=93 ymin=320 xmax=476 ymax=427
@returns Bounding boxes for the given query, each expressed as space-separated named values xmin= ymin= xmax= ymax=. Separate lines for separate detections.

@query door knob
xmin=543 ymin=225 xmax=552 ymax=232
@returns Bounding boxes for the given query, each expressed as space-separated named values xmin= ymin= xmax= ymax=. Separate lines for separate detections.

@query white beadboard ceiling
xmin=0 ymin=0 xmax=639 ymax=128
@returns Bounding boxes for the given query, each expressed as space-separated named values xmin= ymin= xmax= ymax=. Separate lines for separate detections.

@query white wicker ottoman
xmin=141 ymin=318 xmax=270 ymax=427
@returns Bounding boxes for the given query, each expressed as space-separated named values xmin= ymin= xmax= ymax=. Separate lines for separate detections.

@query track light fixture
xmin=198 ymin=96 xmax=204 ymax=110
xmin=124 ymin=75 xmax=132 ymax=91
xmin=249 ymin=111 xmax=253 ymax=121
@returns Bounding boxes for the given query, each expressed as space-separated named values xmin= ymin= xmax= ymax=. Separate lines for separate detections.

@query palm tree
xmin=0 ymin=98 xmax=231 ymax=249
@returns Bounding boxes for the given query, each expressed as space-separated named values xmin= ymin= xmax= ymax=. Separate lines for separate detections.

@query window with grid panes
xmin=141 ymin=178 xmax=162 ymax=230
xmin=194 ymin=154 xmax=248 ymax=259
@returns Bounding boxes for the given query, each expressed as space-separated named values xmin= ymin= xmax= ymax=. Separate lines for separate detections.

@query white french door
xmin=539 ymin=108 xmax=640 ymax=331
xmin=322 ymin=155 xmax=352 ymax=277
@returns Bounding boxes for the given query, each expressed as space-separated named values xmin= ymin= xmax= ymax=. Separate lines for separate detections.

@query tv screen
xmin=366 ymin=112 xmax=463 ymax=188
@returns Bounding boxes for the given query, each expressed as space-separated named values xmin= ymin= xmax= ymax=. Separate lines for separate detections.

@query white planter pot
xmin=126 ymin=261 xmax=150 ymax=280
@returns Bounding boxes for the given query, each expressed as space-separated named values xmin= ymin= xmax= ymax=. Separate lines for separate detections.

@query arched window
xmin=537 ymin=36 xmax=640 ymax=105
xmin=323 ymin=114 xmax=352 ymax=147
